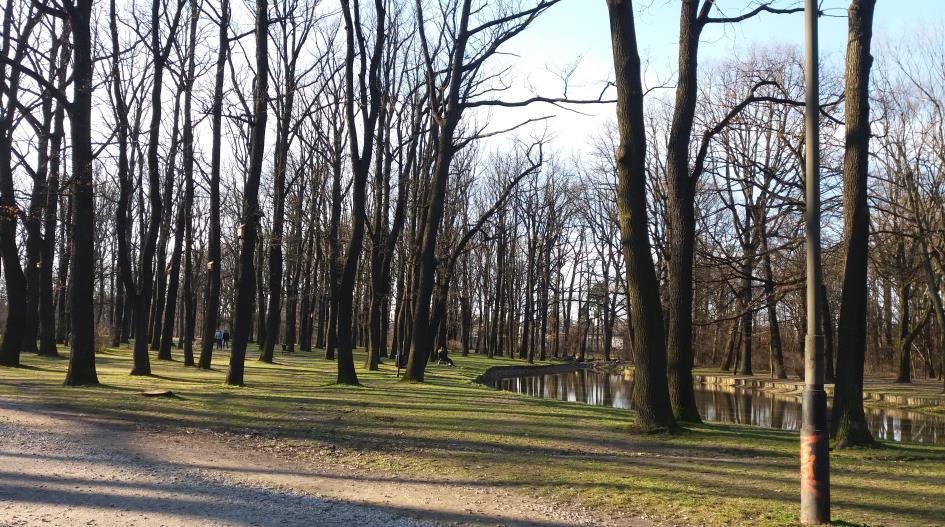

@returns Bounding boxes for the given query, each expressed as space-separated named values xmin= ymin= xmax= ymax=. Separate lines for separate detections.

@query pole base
xmin=800 ymin=386 xmax=830 ymax=525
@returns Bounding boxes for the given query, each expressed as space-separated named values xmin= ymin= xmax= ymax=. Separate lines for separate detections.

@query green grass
xmin=1 ymin=345 xmax=944 ymax=526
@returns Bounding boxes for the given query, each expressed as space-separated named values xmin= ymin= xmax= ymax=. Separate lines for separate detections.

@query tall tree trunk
xmin=283 ymin=189 xmax=306 ymax=354
xmin=198 ymin=0 xmax=228 ymax=370
xmin=520 ymin=238 xmax=535 ymax=361
xmin=663 ymin=0 xmax=707 ymax=423
xmin=402 ymin=0 xmax=470 ymax=382
xmin=365 ymin=115 xmax=387 ymax=371
xmin=110 ymin=0 xmax=143 ymax=365
xmin=111 ymin=262 xmax=125 ymax=348
xmin=255 ymin=236 xmax=267 ymax=345
xmin=737 ymin=204 xmax=754 ymax=376
xmin=23 ymin=35 xmax=57 ymax=354
xmin=39 ymin=28 xmax=69 ymax=358
xmin=64 ymin=0 xmax=99 ymax=385
xmin=758 ymin=208 xmax=786 ymax=379
xmin=131 ymin=0 xmax=183 ymax=375
xmin=389 ymin=260 xmax=405 ymax=359
xmin=180 ymin=0 xmax=199 ymax=366
xmin=895 ymin=281 xmax=913 ymax=384
xmin=606 ymin=0 xmax=677 ymax=432
xmin=324 ymin=125 xmax=344 ymax=361
xmin=261 ymin=62 xmax=297 ymax=363
xmin=56 ymin=193 xmax=72 ymax=345
xmin=882 ymin=278 xmax=893 ymax=349
xmin=489 ymin=227 xmax=505 ymax=358
xmin=155 ymin=95 xmax=183 ymax=360
xmin=226 ymin=0 xmax=269 ymax=386
xmin=719 ymin=316 xmax=740 ymax=372
xmin=832 ymin=0 xmax=876 ymax=448
xmin=367 ymin=105 xmax=414 ymax=368
xmin=0 ymin=2 xmax=37 ymax=367
xmin=334 ymin=0 xmax=386 ymax=385
xmin=538 ymin=232 xmax=552 ymax=361
xmin=149 ymin=91 xmax=184 ymax=353
xmin=159 ymin=202 xmax=186 ymax=360
xmin=460 ymin=291 xmax=472 ymax=357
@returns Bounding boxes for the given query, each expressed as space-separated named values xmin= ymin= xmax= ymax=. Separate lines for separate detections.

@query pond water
xmin=491 ymin=370 xmax=945 ymax=446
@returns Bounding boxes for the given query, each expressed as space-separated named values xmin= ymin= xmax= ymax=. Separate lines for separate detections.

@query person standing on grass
xmin=222 ymin=330 xmax=230 ymax=349
xmin=215 ymin=329 xmax=223 ymax=349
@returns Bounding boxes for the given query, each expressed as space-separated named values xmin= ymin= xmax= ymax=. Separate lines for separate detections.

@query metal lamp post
xmin=801 ymin=0 xmax=830 ymax=524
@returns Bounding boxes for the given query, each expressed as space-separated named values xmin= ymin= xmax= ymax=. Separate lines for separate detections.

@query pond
xmin=491 ymin=369 xmax=945 ymax=446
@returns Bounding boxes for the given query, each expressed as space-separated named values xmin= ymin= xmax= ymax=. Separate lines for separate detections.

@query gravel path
xmin=0 ymin=401 xmax=649 ymax=527
xmin=0 ymin=412 xmax=433 ymax=527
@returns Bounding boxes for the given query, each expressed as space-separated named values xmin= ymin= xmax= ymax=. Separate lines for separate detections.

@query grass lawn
xmin=1 ymin=344 xmax=944 ymax=526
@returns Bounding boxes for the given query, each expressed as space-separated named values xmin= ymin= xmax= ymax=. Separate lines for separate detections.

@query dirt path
xmin=0 ymin=399 xmax=649 ymax=527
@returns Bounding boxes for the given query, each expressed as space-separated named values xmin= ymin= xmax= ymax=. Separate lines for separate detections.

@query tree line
xmin=5 ymin=0 xmax=943 ymax=447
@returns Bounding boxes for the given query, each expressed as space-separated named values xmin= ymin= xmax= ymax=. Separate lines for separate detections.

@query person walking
xmin=214 ymin=329 xmax=223 ymax=350
xmin=222 ymin=330 xmax=230 ymax=349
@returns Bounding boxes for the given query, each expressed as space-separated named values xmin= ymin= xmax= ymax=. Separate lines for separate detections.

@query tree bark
xmin=64 ymin=0 xmax=99 ymax=385
xmin=39 ymin=27 xmax=69 ymax=358
xmin=23 ymin=33 xmax=58 ymax=354
xmin=180 ymin=0 xmax=199 ymax=366
xmin=226 ymin=0 xmax=269 ymax=386
xmin=159 ymin=202 xmax=186 ymax=360
xmin=606 ymin=0 xmax=677 ymax=432
xmin=198 ymin=0 xmax=229 ymax=370
xmin=758 ymin=205 xmax=786 ymax=379
xmin=832 ymin=0 xmax=876 ymax=448
xmin=130 ymin=0 xmax=184 ymax=375
xmin=737 ymin=204 xmax=754 ymax=376
xmin=0 ymin=3 xmax=33 ymax=367
xmin=403 ymin=0 xmax=472 ymax=382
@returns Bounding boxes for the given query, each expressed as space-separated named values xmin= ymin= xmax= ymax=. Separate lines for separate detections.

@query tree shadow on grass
xmin=8 ymin=364 xmax=48 ymax=372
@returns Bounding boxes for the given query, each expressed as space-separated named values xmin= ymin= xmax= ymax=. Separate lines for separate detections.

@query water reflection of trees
xmin=497 ymin=373 xmax=945 ymax=445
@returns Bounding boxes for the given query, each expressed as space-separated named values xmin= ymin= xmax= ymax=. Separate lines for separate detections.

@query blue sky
xmin=519 ymin=0 xmax=944 ymax=66
xmin=484 ymin=0 xmax=945 ymax=152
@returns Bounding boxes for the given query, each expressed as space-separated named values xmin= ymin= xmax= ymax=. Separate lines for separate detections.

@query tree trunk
xmin=57 ymin=194 xmax=72 ymax=345
xmin=261 ymin=71 xmax=297 ymax=363
xmin=606 ymin=0 xmax=677 ymax=432
xmin=324 ymin=125 xmax=344 ymax=362
xmin=832 ymin=0 xmax=876 ymax=448
xmin=226 ymin=0 xmax=269 ymax=386
xmin=663 ymin=0 xmax=707 ymax=423
xmin=719 ymin=316 xmax=740 ymax=372
xmin=180 ymin=0 xmax=199 ymax=366
xmin=39 ymin=31 xmax=68 ymax=358
xmin=0 ymin=3 xmax=38 ymax=367
xmin=757 ymin=203 xmax=786 ymax=379
xmin=895 ymin=282 xmax=913 ymax=384
xmin=821 ymin=284 xmax=835 ymax=383
xmin=737 ymin=204 xmax=754 ymax=376
xmin=149 ymin=94 xmax=183 ymax=353
xmin=198 ymin=0 xmax=228 ymax=370
xmin=159 ymin=203 xmax=186 ymax=360
xmin=23 ymin=37 xmax=57 ymax=354
xmin=402 ymin=1 xmax=470 ymax=382
xmin=63 ymin=0 xmax=99 ymax=385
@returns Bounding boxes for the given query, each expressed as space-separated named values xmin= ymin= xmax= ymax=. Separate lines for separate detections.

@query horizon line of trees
xmin=5 ymin=0 xmax=945 ymax=447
